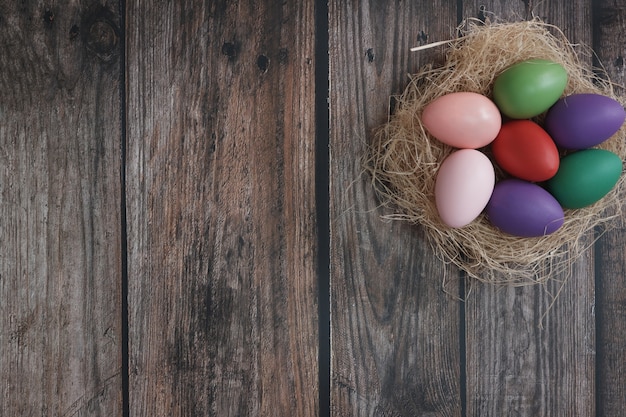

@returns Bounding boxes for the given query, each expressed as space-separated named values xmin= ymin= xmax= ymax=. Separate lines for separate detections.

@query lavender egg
xmin=545 ymin=94 xmax=626 ymax=149
xmin=486 ymin=179 xmax=564 ymax=237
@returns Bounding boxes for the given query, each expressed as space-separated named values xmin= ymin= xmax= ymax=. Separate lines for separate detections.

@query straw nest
xmin=366 ymin=19 xmax=626 ymax=284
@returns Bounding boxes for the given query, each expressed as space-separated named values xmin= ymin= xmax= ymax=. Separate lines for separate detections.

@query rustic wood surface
xmin=593 ymin=2 xmax=626 ymax=416
xmin=461 ymin=2 xmax=596 ymax=416
xmin=1 ymin=0 xmax=625 ymax=416
xmin=328 ymin=1 xmax=463 ymax=416
xmin=125 ymin=1 xmax=319 ymax=416
xmin=0 ymin=2 xmax=123 ymax=416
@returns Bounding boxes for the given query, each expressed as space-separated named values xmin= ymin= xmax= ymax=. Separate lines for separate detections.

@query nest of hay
xmin=367 ymin=19 xmax=626 ymax=284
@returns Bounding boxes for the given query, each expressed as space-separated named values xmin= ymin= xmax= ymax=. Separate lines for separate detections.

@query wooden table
xmin=1 ymin=1 xmax=625 ymax=416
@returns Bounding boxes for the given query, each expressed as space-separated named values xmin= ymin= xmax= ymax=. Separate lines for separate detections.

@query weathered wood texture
xmin=3 ymin=0 xmax=626 ymax=416
xmin=462 ymin=2 xmax=596 ymax=416
xmin=329 ymin=2 xmax=462 ymax=416
xmin=593 ymin=1 xmax=626 ymax=416
xmin=330 ymin=1 xmax=626 ymax=416
xmin=125 ymin=1 xmax=318 ymax=416
xmin=0 ymin=2 xmax=123 ymax=416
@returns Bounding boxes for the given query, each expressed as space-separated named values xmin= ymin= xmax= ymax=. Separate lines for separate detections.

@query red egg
xmin=491 ymin=120 xmax=560 ymax=182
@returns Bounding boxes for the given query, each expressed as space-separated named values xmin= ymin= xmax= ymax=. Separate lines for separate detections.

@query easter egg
xmin=486 ymin=179 xmax=564 ymax=237
xmin=545 ymin=94 xmax=626 ymax=149
xmin=493 ymin=59 xmax=568 ymax=119
xmin=435 ymin=149 xmax=495 ymax=228
xmin=422 ymin=92 xmax=502 ymax=148
xmin=547 ymin=149 xmax=622 ymax=209
xmin=491 ymin=120 xmax=560 ymax=182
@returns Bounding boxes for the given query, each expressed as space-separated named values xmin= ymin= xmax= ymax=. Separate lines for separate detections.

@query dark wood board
xmin=125 ymin=1 xmax=319 ymax=416
xmin=328 ymin=1 xmax=625 ymax=416
xmin=460 ymin=2 xmax=597 ymax=416
xmin=328 ymin=2 xmax=463 ymax=416
xmin=593 ymin=1 xmax=626 ymax=415
xmin=0 ymin=1 xmax=123 ymax=416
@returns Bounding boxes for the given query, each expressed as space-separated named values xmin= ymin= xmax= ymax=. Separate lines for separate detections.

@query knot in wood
xmin=221 ymin=42 xmax=239 ymax=60
xmin=86 ymin=20 xmax=118 ymax=56
xmin=43 ymin=9 xmax=55 ymax=26
xmin=257 ymin=54 xmax=269 ymax=73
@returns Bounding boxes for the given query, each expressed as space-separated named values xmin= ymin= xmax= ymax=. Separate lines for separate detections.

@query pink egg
xmin=435 ymin=149 xmax=495 ymax=228
xmin=422 ymin=92 xmax=502 ymax=148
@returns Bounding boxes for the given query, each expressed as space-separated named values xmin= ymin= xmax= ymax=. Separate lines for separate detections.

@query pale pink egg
xmin=422 ymin=92 xmax=502 ymax=149
xmin=435 ymin=149 xmax=495 ymax=228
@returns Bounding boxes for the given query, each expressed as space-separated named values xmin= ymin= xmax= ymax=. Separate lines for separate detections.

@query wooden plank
xmin=0 ymin=2 xmax=123 ymax=416
xmin=464 ymin=255 xmax=596 ymax=416
xmin=461 ymin=1 xmax=596 ymax=415
xmin=125 ymin=1 xmax=318 ymax=415
xmin=465 ymin=1 xmax=527 ymax=22
xmin=592 ymin=1 xmax=626 ymax=414
xmin=328 ymin=2 xmax=463 ymax=415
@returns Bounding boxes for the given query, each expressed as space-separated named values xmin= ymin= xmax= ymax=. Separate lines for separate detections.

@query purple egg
xmin=486 ymin=179 xmax=564 ymax=237
xmin=545 ymin=93 xmax=626 ymax=149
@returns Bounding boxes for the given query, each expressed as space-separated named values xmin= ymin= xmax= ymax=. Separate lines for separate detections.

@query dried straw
xmin=366 ymin=19 xmax=626 ymax=284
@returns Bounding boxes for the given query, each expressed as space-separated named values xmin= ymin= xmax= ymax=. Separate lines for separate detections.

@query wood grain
xmin=125 ymin=1 xmax=318 ymax=415
xmin=592 ymin=1 xmax=626 ymax=415
xmin=3 ymin=1 xmax=626 ymax=415
xmin=0 ymin=2 xmax=123 ymax=416
xmin=461 ymin=2 xmax=597 ymax=416
xmin=464 ymin=254 xmax=596 ymax=416
xmin=328 ymin=2 xmax=462 ymax=416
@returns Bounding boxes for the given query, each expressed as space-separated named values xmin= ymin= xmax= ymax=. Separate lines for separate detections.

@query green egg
xmin=493 ymin=59 xmax=568 ymax=119
xmin=547 ymin=149 xmax=622 ymax=209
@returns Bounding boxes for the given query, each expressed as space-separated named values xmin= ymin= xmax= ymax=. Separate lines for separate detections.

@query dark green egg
xmin=547 ymin=149 xmax=622 ymax=209
xmin=493 ymin=59 xmax=568 ymax=119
